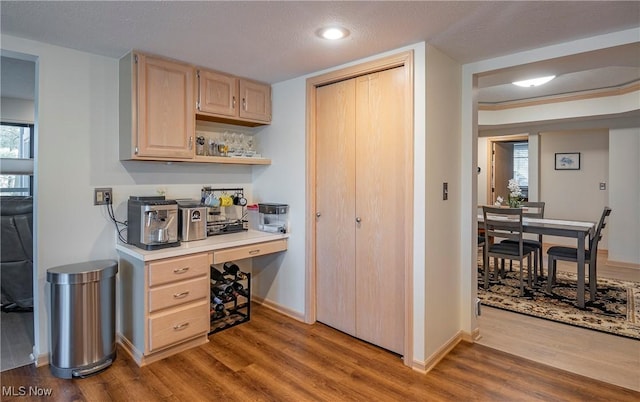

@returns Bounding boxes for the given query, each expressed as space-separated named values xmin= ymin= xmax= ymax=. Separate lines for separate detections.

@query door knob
xmin=355 ymin=217 xmax=362 ymax=223
xmin=316 ymin=212 xmax=321 ymax=217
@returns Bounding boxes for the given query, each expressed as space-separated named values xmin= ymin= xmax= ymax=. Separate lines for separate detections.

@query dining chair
xmin=547 ymin=207 xmax=612 ymax=300
xmin=482 ymin=206 xmax=538 ymax=295
xmin=501 ymin=201 xmax=545 ymax=282
xmin=477 ymin=235 xmax=486 ymax=271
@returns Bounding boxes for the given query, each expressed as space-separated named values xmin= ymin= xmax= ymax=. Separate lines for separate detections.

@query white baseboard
xmin=251 ymin=296 xmax=305 ymax=322
xmin=31 ymin=346 xmax=48 ymax=368
xmin=412 ymin=331 xmax=463 ymax=374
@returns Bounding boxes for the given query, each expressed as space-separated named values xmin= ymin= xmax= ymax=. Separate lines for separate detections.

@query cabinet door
xmin=198 ymin=69 xmax=238 ymax=117
xmin=239 ymin=79 xmax=271 ymax=122
xmin=354 ymin=67 xmax=406 ymax=355
xmin=315 ymin=78 xmax=357 ymax=336
xmin=137 ymin=54 xmax=195 ymax=159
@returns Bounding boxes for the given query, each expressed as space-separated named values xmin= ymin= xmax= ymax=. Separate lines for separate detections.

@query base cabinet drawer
xmin=148 ymin=276 xmax=209 ymax=313
xmin=213 ymin=239 xmax=287 ymax=264
xmin=148 ymin=253 xmax=209 ymax=286
xmin=148 ymin=300 xmax=209 ymax=352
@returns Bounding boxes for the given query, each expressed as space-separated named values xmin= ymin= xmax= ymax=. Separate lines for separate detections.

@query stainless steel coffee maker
xmin=127 ymin=196 xmax=180 ymax=250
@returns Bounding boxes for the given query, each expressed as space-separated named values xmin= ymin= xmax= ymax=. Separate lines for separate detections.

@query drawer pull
xmin=173 ymin=291 xmax=190 ymax=299
xmin=173 ymin=322 xmax=190 ymax=331
xmin=173 ymin=267 xmax=190 ymax=274
xmin=249 ymin=249 xmax=260 ymax=255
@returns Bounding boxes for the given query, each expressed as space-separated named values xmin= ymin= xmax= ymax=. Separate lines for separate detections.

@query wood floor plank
xmin=1 ymin=304 xmax=638 ymax=401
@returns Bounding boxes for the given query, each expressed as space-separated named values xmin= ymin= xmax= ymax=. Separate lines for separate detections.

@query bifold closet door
xmin=354 ymin=67 xmax=406 ymax=355
xmin=315 ymin=66 xmax=406 ymax=355
xmin=315 ymin=78 xmax=357 ymax=336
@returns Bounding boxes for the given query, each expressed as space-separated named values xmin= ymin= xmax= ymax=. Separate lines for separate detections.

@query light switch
xmin=443 ymin=182 xmax=448 ymax=200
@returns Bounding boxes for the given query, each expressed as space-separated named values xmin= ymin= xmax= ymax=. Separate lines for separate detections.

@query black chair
xmin=547 ymin=207 xmax=612 ymax=301
xmin=478 ymin=235 xmax=486 ymax=271
xmin=501 ymin=201 xmax=545 ymax=282
xmin=482 ymin=206 xmax=538 ymax=295
xmin=1 ymin=196 xmax=34 ymax=311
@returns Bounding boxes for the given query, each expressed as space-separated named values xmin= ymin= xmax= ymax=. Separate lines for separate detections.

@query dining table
xmin=478 ymin=214 xmax=596 ymax=309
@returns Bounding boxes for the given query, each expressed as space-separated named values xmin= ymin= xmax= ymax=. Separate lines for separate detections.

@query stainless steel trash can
xmin=46 ymin=259 xmax=118 ymax=378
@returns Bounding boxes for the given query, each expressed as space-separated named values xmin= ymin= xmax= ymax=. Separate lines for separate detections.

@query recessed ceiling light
xmin=317 ymin=26 xmax=350 ymax=40
xmin=512 ymin=75 xmax=556 ymax=87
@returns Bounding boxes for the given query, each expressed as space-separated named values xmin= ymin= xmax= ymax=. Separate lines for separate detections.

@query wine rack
xmin=209 ymin=262 xmax=251 ymax=335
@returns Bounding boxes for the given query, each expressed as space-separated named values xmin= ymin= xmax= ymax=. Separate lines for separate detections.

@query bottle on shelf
xmin=211 ymin=266 xmax=227 ymax=282
xmin=223 ymin=262 xmax=240 ymax=276
xmin=231 ymin=281 xmax=249 ymax=298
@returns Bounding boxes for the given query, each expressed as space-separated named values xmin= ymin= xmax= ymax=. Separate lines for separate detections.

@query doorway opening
xmin=0 ymin=54 xmax=36 ymax=372
xmin=483 ymin=135 xmax=529 ymax=206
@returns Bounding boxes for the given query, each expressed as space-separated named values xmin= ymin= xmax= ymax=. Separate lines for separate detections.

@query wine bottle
xmin=210 ymin=301 xmax=225 ymax=313
xmin=211 ymin=287 xmax=232 ymax=302
xmin=223 ymin=262 xmax=240 ymax=276
xmin=210 ymin=266 xmax=227 ymax=282
xmin=231 ymin=281 xmax=249 ymax=297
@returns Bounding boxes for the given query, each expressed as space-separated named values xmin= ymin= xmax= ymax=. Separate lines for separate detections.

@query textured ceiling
xmin=1 ymin=1 xmax=639 ymax=102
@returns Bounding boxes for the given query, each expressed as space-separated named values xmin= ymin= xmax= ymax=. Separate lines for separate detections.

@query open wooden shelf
xmin=193 ymin=156 xmax=271 ymax=165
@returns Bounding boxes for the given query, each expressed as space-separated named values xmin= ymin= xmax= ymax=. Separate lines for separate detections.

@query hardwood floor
xmin=1 ymin=304 xmax=638 ymax=401
xmin=477 ymin=252 xmax=640 ymax=392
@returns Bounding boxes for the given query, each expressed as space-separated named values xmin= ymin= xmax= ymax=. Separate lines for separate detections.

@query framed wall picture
xmin=555 ymin=152 xmax=580 ymax=170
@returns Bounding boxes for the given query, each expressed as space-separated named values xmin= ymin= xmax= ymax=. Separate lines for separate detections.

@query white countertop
xmin=116 ymin=230 xmax=289 ymax=262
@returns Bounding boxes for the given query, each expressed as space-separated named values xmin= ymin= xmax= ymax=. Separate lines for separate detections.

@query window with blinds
xmin=513 ymin=142 xmax=528 ymax=198
xmin=1 ymin=122 xmax=34 ymax=196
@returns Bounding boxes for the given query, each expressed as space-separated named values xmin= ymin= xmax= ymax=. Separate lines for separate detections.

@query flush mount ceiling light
xmin=317 ymin=26 xmax=350 ymax=40
xmin=512 ymin=75 xmax=556 ymax=87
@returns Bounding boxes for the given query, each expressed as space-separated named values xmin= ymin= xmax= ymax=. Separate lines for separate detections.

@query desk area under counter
xmin=116 ymin=230 xmax=288 ymax=367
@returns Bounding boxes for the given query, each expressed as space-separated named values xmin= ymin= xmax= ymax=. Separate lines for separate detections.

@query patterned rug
xmin=477 ymin=264 xmax=640 ymax=340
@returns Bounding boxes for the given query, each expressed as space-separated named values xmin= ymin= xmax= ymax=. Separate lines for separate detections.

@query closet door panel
xmin=354 ymin=67 xmax=406 ymax=354
xmin=315 ymin=79 xmax=357 ymax=336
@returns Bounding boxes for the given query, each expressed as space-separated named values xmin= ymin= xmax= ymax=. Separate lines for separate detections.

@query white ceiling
xmin=1 ymin=1 xmax=639 ymax=103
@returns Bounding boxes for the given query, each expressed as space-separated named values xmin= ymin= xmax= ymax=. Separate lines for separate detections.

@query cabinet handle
xmin=189 ymin=136 xmax=193 ymax=150
xmin=173 ymin=291 xmax=189 ymax=299
xmin=173 ymin=322 xmax=190 ymax=331
xmin=173 ymin=267 xmax=190 ymax=274
xmin=355 ymin=217 xmax=362 ymax=223
xmin=232 ymin=96 xmax=236 ymax=109
xmin=249 ymin=249 xmax=260 ymax=255
xmin=316 ymin=212 xmax=321 ymax=218
xmin=242 ymin=98 xmax=246 ymax=111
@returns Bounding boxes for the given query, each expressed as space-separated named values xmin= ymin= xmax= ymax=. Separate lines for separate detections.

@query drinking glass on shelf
xmin=238 ymin=133 xmax=246 ymax=154
xmin=245 ymin=137 xmax=256 ymax=157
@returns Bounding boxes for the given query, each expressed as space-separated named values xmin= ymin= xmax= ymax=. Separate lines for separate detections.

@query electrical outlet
xmin=599 ymin=182 xmax=606 ymax=190
xmin=94 ymin=188 xmax=112 ymax=205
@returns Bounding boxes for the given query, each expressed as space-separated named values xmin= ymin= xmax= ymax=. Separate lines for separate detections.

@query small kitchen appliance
xmin=258 ymin=203 xmax=288 ymax=233
xmin=201 ymin=186 xmax=249 ymax=236
xmin=176 ymin=200 xmax=207 ymax=241
xmin=127 ymin=196 xmax=180 ymax=250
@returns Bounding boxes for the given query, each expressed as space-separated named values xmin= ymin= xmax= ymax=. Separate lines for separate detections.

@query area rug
xmin=477 ymin=264 xmax=640 ymax=340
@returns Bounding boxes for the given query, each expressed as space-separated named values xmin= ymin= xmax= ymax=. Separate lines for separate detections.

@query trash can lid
xmin=46 ymin=259 xmax=118 ymax=285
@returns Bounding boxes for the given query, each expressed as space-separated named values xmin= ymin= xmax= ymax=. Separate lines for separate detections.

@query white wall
xmin=424 ymin=45 xmax=462 ymax=360
xmin=609 ymin=127 xmax=640 ymax=264
xmin=250 ymin=77 xmax=307 ymax=316
xmin=2 ymin=35 xmax=254 ymax=362
xmin=540 ymin=129 xmax=609 ymax=247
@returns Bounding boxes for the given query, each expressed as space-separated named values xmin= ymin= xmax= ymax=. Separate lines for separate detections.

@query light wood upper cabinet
xmin=197 ymin=69 xmax=238 ymax=117
xmin=196 ymin=68 xmax=271 ymax=126
xmin=120 ymin=52 xmax=195 ymax=160
xmin=239 ymin=79 xmax=271 ymax=122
